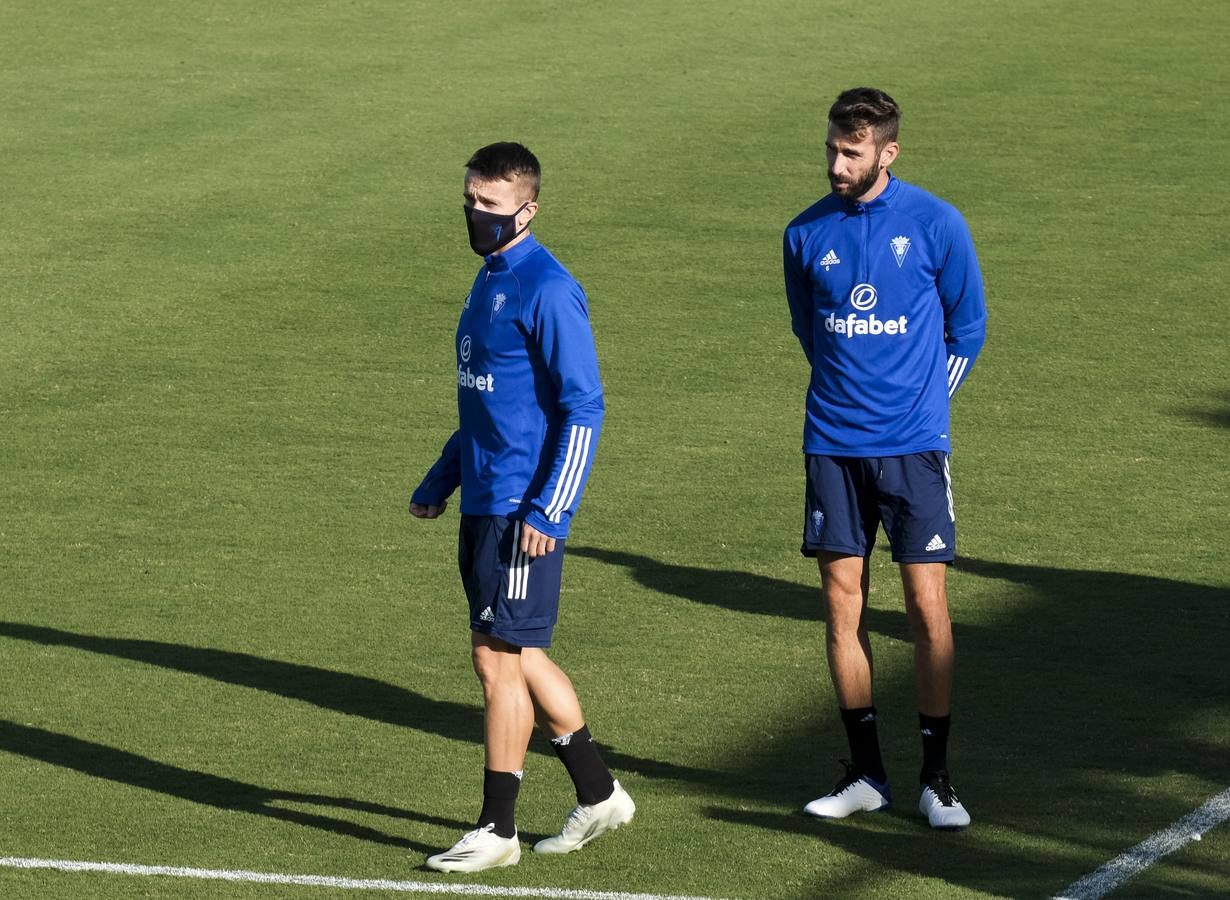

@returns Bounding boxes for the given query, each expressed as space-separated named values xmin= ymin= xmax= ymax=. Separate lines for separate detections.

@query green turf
xmin=2 ymin=0 xmax=1228 ymax=897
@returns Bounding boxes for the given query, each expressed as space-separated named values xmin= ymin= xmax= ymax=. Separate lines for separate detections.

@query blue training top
xmin=784 ymin=173 xmax=987 ymax=457
xmin=412 ymin=233 xmax=604 ymax=540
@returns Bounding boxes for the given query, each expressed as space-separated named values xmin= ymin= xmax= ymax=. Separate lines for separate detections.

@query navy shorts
xmin=801 ymin=451 xmax=956 ymax=563
xmin=458 ymin=515 xmax=564 ymax=648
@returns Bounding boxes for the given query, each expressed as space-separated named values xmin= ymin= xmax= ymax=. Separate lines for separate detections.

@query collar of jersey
xmin=842 ymin=171 xmax=901 ymax=214
xmin=484 ymin=232 xmax=540 ymax=272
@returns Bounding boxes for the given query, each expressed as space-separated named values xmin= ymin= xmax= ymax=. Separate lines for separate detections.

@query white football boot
xmin=919 ymin=771 xmax=970 ymax=830
xmin=804 ymin=761 xmax=892 ymax=818
xmin=533 ymin=780 xmax=636 ymax=853
xmin=425 ymin=823 xmax=521 ymax=872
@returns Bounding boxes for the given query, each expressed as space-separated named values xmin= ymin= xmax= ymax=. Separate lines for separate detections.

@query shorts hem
xmin=472 ymin=623 xmax=554 ymax=649
xmin=801 ymin=543 xmax=868 ymax=559
xmin=892 ymin=554 xmax=955 ymax=565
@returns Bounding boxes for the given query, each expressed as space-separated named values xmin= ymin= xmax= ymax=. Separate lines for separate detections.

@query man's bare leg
xmin=804 ymin=551 xmax=890 ymax=817
xmin=521 ymin=648 xmax=633 ymax=853
xmin=819 ymin=552 xmax=873 ymax=708
xmin=472 ymin=634 xmax=534 ymax=771
xmin=900 ymin=562 xmax=953 ymax=717
xmin=900 ymin=561 xmax=969 ymax=828
xmin=520 ymin=648 xmax=584 ymax=737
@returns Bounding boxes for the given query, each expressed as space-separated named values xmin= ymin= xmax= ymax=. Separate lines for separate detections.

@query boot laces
xmin=563 ymin=803 xmax=593 ymax=833
xmin=459 ymin=823 xmax=496 ymax=847
xmin=924 ymin=772 xmax=960 ymax=806
xmin=831 ymin=759 xmax=863 ymax=795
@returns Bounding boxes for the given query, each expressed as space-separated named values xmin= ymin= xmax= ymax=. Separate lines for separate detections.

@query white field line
xmin=1054 ymin=786 xmax=1230 ymax=899
xmin=0 ymin=855 xmax=726 ymax=900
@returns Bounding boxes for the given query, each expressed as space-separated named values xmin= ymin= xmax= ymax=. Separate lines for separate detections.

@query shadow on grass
xmin=567 ymin=545 xmax=991 ymax=808
xmin=570 ymin=545 xmax=913 ymax=638
xmin=0 ymin=719 xmax=459 ymax=853
xmin=0 ymin=621 xmax=726 ymax=791
xmin=701 ymin=805 xmax=1072 ymax=897
xmin=1176 ymin=389 xmax=1230 ymax=429
xmin=702 ymin=556 xmax=1230 ymax=896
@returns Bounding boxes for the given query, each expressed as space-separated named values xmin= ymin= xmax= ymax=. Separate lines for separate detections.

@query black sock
xmin=919 ymin=713 xmax=951 ymax=781
xmin=840 ymin=706 xmax=887 ymax=783
xmin=476 ymin=769 xmax=521 ymax=838
xmin=550 ymin=724 xmax=615 ymax=805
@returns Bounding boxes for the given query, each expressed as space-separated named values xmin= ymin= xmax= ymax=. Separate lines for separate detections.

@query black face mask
xmin=463 ymin=202 xmax=529 ymax=256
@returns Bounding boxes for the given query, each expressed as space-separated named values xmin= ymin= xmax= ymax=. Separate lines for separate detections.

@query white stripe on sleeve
xmin=542 ymin=426 xmax=581 ymax=521
xmin=551 ymin=426 xmax=593 ymax=523
xmin=947 ymin=355 xmax=969 ymax=397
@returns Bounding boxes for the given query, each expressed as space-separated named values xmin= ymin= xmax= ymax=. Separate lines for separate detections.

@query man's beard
xmin=829 ymin=163 xmax=882 ymax=200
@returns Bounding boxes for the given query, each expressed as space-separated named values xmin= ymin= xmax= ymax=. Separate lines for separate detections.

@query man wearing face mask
xmin=411 ymin=142 xmax=633 ymax=873
xmin=783 ymin=89 xmax=987 ymax=830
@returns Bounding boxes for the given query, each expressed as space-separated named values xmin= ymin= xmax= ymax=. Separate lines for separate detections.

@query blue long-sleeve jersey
xmin=412 ymin=234 xmax=604 ymax=540
xmin=784 ymin=173 xmax=987 ymax=456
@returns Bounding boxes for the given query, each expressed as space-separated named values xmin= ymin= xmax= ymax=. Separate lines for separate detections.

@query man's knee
xmin=905 ymin=592 xmax=952 ymax=645
xmin=901 ymin=564 xmax=949 ymax=627
xmin=913 ymin=615 xmax=952 ymax=649
xmin=823 ymin=590 xmax=867 ymax=637
xmin=471 ymin=635 xmax=523 ymax=687
xmin=822 ymin=581 xmax=868 ymax=635
xmin=819 ymin=554 xmax=868 ymax=627
xmin=519 ymin=646 xmax=550 ymax=670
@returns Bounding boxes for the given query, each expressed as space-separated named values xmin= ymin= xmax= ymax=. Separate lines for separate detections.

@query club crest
xmin=890 ymin=235 xmax=911 ymax=268
xmin=492 ymin=292 xmax=507 ymax=316
xmin=808 ymin=509 xmax=825 ymax=539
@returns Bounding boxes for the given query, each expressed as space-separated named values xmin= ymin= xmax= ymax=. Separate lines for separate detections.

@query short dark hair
xmin=828 ymin=88 xmax=901 ymax=147
xmin=465 ymin=142 xmax=541 ymax=200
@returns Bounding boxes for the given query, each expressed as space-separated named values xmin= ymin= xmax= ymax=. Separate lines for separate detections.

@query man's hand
xmin=409 ymin=500 xmax=448 ymax=519
xmin=519 ymin=521 xmax=556 ymax=558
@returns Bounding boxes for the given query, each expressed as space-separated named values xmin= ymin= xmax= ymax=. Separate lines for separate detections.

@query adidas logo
xmin=479 ymin=606 xmax=495 ymax=622
xmin=821 ymin=249 xmax=841 ymax=271
xmin=925 ymin=534 xmax=947 ymax=552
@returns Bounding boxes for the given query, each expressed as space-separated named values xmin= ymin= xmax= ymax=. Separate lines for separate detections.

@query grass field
xmin=2 ymin=1 xmax=1229 ymax=897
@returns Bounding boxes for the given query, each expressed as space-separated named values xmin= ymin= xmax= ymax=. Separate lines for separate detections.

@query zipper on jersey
xmin=859 ymin=203 xmax=870 ymax=283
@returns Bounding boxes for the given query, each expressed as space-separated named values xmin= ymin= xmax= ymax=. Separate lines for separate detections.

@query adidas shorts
xmin=458 ymin=515 xmax=564 ymax=648
xmin=801 ymin=451 xmax=956 ymax=564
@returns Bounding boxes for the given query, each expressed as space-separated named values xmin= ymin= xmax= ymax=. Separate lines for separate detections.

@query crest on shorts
xmin=808 ymin=509 xmax=825 ymax=539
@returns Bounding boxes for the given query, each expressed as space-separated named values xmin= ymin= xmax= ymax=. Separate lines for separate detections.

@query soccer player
xmin=410 ymin=142 xmax=634 ymax=872
xmin=783 ymin=89 xmax=987 ymax=830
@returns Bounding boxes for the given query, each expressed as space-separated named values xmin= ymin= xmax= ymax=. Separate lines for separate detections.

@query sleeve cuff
xmin=523 ymin=509 xmax=568 ymax=541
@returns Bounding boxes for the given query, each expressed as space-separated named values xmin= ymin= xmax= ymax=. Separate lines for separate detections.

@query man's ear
xmin=879 ymin=141 xmax=900 ymax=169
xmin=518 ymin=201 xmax=539 ymax=229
